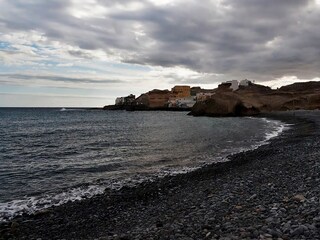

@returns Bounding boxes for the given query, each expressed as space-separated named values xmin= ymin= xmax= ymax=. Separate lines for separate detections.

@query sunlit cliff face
xmin=1 ymin=0 xmax=320 ymax=106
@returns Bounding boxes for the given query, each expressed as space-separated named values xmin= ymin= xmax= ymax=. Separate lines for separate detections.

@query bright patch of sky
xmin=0 ymin=30 xmax=212 ymax=107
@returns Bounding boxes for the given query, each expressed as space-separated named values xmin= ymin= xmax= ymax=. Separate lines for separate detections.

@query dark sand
xmin=1 ymin=111 xmax=319 ymax=240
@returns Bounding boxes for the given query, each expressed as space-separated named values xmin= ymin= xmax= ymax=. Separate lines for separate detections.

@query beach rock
xmin=291 ymin=226 xmax=306 ymax=236
xmin=292 ymin=194 xmax=306 ymax=202
xmin=10 ymin=221 xmax=19 ymax=233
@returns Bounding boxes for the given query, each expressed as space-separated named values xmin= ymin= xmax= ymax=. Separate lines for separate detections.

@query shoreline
xmin=1 ymin=111 xmax=319 ymax=239
xmin=0 ymin=114 xmax=286 ymax=223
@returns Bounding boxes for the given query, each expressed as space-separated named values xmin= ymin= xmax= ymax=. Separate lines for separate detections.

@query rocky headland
xmin=103 ymin=81 xmax=320 ymax=116
xmin=190 ymin=81 xmax=320 ymax=117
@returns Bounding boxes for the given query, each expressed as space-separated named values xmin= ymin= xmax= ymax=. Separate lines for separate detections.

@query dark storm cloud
xmin=1 ymin=0 xmax=320 ymax=82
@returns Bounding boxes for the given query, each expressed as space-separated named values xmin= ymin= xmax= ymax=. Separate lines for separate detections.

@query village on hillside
xmin=109 ymin=79 xmax=253 ymax=110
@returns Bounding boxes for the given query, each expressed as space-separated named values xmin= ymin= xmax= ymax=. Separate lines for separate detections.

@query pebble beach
xmin=1 ymin=111 xmax=319 ymax=240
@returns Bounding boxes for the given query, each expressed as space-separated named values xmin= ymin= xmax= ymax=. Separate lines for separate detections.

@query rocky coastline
xmin=0 ymin=110 xmax=319 ymax=239
xmin=103 ymin=105 xmax=191 ymax=112
xmin=190 ymin=82 xmax=320 ymax=117
xmin=103 ymin=81 xmax=320 ymax=117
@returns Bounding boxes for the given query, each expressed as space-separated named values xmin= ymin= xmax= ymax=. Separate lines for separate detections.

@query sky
xmin=1 ymin=0 xmax=320 ymax=107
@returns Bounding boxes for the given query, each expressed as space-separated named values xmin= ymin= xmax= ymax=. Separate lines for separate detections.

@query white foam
xmin=260 ymin=118 xmax=292 ymax=143
xmin=0 ymin=185 xmax=106 ymax=222
xmin=59 ymin=108 xmax=85 ymax=112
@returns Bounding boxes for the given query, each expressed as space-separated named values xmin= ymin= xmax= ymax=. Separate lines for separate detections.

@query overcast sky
xmin=1 ymin=0 xmax=320 ymax=107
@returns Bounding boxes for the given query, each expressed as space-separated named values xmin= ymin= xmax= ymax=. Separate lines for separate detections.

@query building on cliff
xmin=196 ymin=92 xmax=216 ymax=102
xmin=171 ymin=86 xmax=191 ymax=98
xmin=176 ymin=97 xmax=196 ymax=108
xmin=167 ymin=85 xmax=195 ymax=108
xmin=168 ymin=96 xmax=196 ymax=108
xmin=218 ymin=80 xmax=253 ymax=91
xmin=119 ymin=85 xmax=195 ymax=109
xmin=239 ymin=79 xmax=252 ymax=86
xmin=226 ymin=80 xmax=239 ymax=91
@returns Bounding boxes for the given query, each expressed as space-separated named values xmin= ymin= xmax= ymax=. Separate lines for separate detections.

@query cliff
xmin=190 ymin=82 xmax=320 ymax=117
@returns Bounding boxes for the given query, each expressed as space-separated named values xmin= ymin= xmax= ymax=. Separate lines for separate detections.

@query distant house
xmin=171 ymin=85 xmax=191 ymax=98
xmin=176 ymin=97 xmax=196 ymax=108
xmin=239 ymin=79 xmax=252 ymax=86
xmin=168 ymin=96 xmax=196 ymax=108
xmin=226 ymin=80 xmax=239 ymax=91
xmin=196 ymin=92 xmax=215 ymax=102
xmin=218 ymin=80 xmax=240 ymax=91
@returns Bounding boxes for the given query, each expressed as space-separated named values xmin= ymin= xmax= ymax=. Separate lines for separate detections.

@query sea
xmin=0 ymin=108 xmax=289 ymax=222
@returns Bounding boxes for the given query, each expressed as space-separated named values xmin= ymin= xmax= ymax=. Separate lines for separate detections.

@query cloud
xmin=68 ymin=50 xmax=93 ymax=59
xmin=0 ymin=92 xmax=109 ymax=99
xmin=1 ymin=0 xmax=320 ymax=86
xmin=0 ymin=92 xmax=114 ymax=107
xmin=0 ymin=73 xmax=124 ymax=86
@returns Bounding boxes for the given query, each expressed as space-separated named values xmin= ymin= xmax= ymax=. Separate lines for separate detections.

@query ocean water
xmin=0 ymin=108 xmax=289 ymax=221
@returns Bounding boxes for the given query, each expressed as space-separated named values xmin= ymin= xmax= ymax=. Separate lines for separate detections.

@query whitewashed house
xmin=239 ymin=79 xmax=251 ymax=86
xmin=176 ymin=97 xmax=196 ymax=108
xmin=226 ymin=80 xmax=239 ymax=91
xmin=196 ymin=92 xmax=215 ymax=102
xmin=168 ymin=97 xmax=196 ymax=108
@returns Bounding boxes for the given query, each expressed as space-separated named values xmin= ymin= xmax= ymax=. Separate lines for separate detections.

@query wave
xmin=59 ymin=108 xmax=85 ymax=112
xmin=0 ymin=185 xmax=106 ymax=222
xmin=260 ymin=118 xmax=292 ymax=142
xmin=0 ymin=117 xmax=291 ymax=222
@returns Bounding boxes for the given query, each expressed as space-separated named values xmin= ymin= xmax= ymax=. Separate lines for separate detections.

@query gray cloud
xmin=0 ymin=74 xmax=123 ymax=84
xmin=0 ymin=92 xmax=109 ymax=99
xmin=1 ymin=0 xmax=320 ymax=83
xmin=68 ymin=50 xmax=93 ymax=59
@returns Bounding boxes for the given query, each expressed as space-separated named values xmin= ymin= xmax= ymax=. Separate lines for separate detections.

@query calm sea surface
xmin=0 ymin=108 xmax=287 ymax=221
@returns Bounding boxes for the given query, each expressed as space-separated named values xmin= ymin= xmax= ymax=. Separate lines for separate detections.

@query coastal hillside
xmin=104 ymin=81 xmax=320 ymax=116
xmin=190 ymin=81 xmax=320 ymax=117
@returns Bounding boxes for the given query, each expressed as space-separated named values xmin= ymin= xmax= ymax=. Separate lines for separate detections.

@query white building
xmin=226 ymin=80 xmax=239 ymax=91
xmin=239 ymin=79 xmax=251 ymax=86
xmin=196 ymin=92 xmax=215 ymax=102
xmin=168 ymin=97 xmax=196 ymax=108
